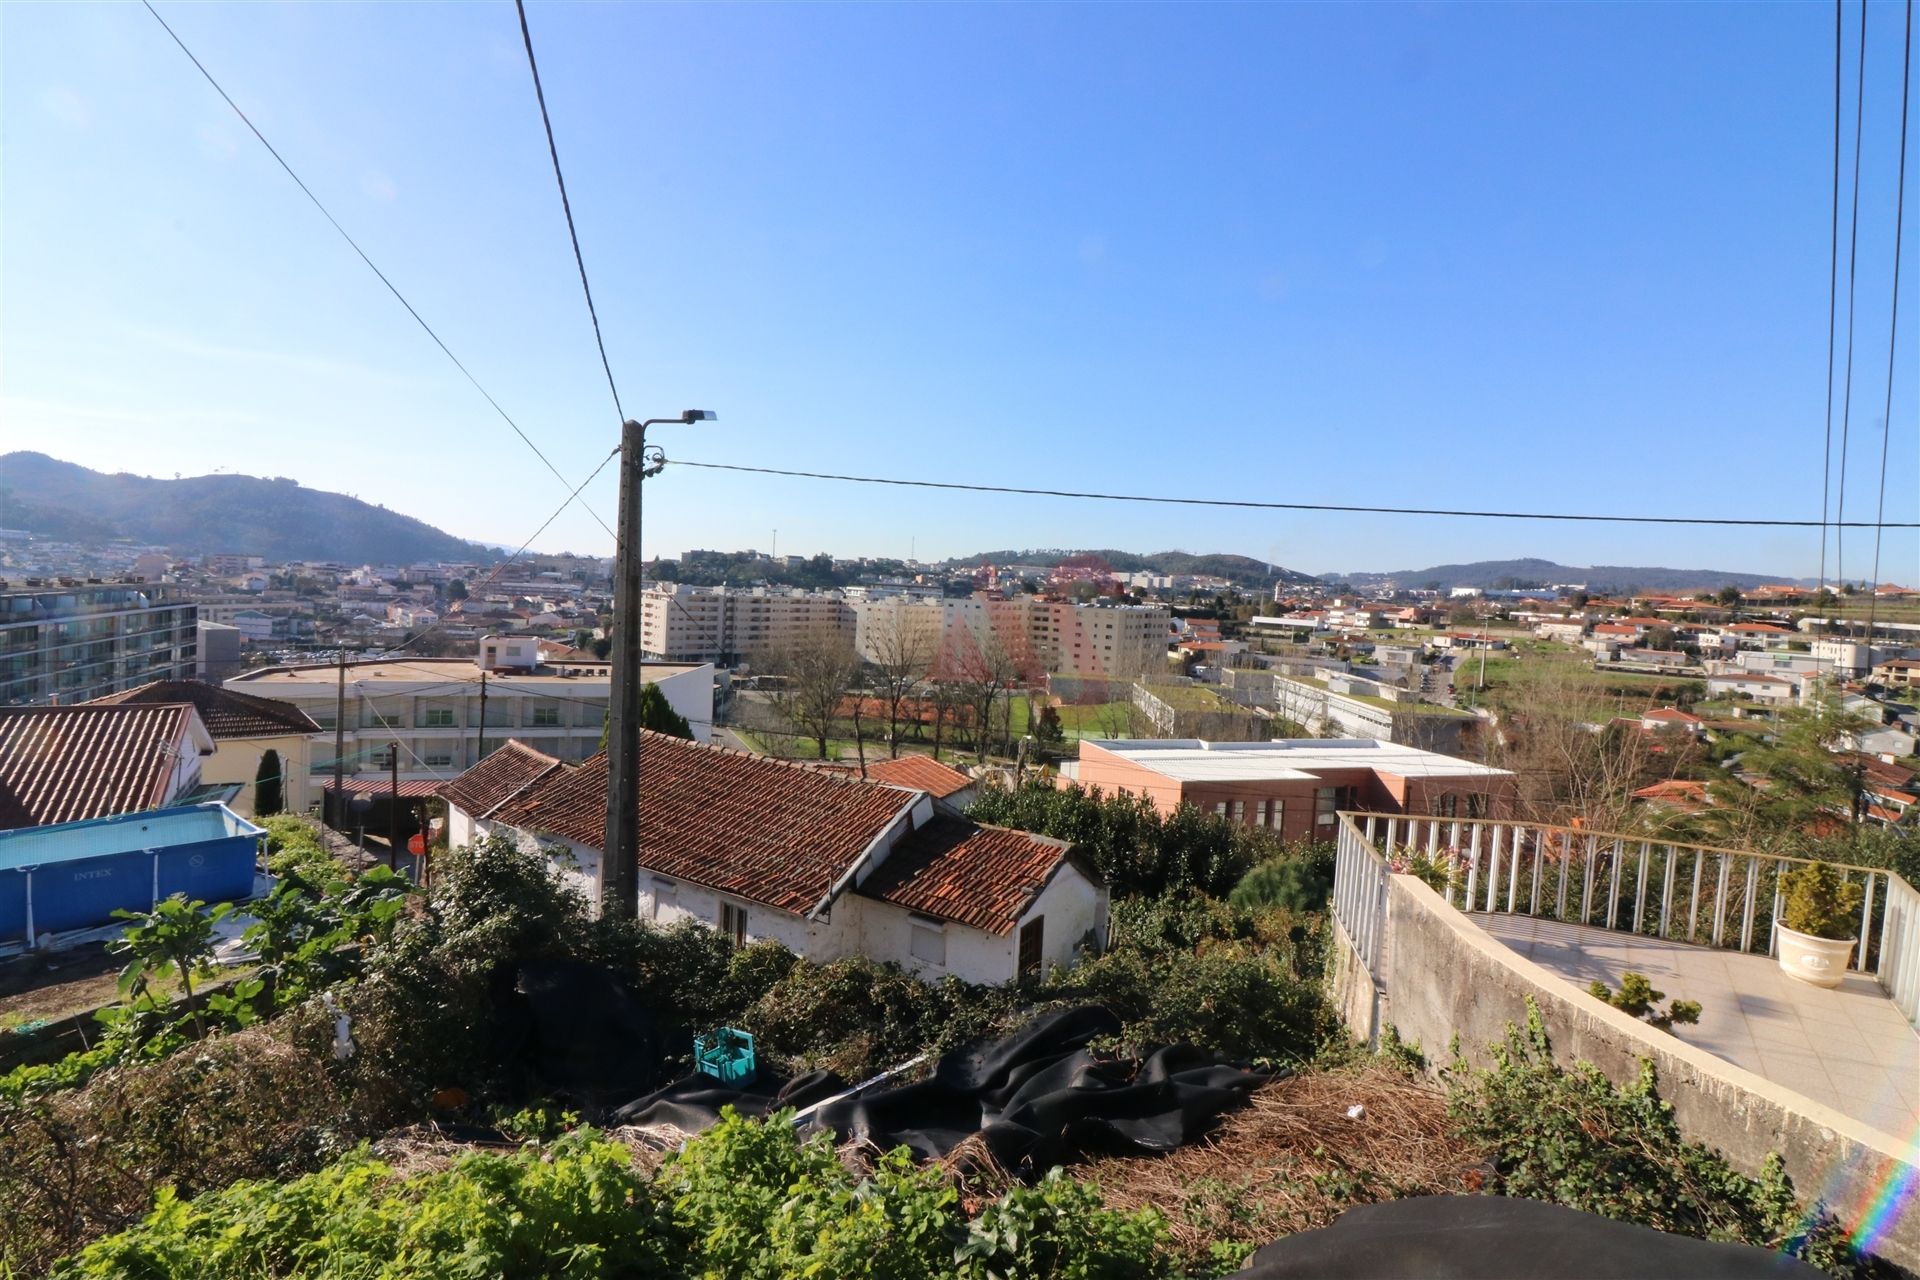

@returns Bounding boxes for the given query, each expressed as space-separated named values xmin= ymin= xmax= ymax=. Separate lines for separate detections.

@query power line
xmin=377 ymin=444 xmax=619 ymax=660
xmin=1835 ymin=0 xmax=1870 ymax=587
xmin=1821 ymin=0 xmax=1845 ymax=590
xmin=1867 ymin=0 xmax=1914 ymax=640
xmin=513 ymin=0 xmax=624 ymax=423
xmin=669 ymin=459 xmax=1920 ymax=530
xmin=138 ymin=0 xmax=614 ymax=541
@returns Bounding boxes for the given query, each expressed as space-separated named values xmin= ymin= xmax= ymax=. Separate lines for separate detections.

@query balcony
xmin=1331 ymin=812 xmax=1920 ymax=1269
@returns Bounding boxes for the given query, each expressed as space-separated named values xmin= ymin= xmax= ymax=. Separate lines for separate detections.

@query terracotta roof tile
xmin=865 ymin=754 xmax=975 ymax=800
xmin=0 ymin=704 xmax=200 ymax=831
xmin=437 ymin=740 xmax=567 ymax=818
xmin=857 ymin=815 xmax=1077 ymax=935
xmin=492 ymin=733 xmax=915 ymax=915
xmin=88 ymin=679 xmax=320 ymax=739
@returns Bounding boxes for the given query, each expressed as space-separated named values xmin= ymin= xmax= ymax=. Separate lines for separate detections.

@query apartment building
xmin=1 ymin=580 xmax=199 ymax=707
xmin=852 ymin=595 xmax=1169 ymax=681
xmin=640 ymin=584 xmax=854 ymax=664
xmin=226 ymin=639 xmax=714 ymax=789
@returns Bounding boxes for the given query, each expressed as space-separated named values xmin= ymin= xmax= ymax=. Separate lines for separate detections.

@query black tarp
xmin=1237 ymin=1196 xmax=1831 ymax=1280
xmin=614 ymin=1005 xmax=1277 ymax=1179
xmin=494 ymin=959 xmax=660 ymax=1106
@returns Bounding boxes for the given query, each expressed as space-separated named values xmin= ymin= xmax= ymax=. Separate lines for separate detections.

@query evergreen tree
xmin=254 ymin=749 xmax=284 ymax=817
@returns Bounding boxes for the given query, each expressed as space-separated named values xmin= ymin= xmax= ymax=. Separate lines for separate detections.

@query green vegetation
xmin=1780 ymin=861 xmax=1865 ymax=941
xmin=56 ymin=1117 xmax=1191 ymax=1280
xmin=1585 ymin=973 xmax=1702 ymax=1034
xmin=258 ymin=815 xmax=350 ymax=882
xmin=1447 ymin=1001 xmax=1867 ymax=1276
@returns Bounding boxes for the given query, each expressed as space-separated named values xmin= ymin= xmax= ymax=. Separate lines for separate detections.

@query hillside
xmin=0 ymin=453 xmax=497 ymax=563
xmin=945 ymin=548 xmax=1319 ymax=587
xmin=1338 ymin=557 xmax=1803 ymax=593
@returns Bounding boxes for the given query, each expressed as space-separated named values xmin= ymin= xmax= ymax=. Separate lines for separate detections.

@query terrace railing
xmin=1334 ymin=812 xmax=1920 ymax=1029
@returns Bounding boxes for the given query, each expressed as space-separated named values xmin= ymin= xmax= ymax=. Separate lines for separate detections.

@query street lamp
xmin=603 ymin=409 xmax=716 ymax=921
xmin=632 ymin=410 xmax=718 ymax=478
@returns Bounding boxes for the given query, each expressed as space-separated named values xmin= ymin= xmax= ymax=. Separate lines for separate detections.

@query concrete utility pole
xmin=388 ymin=743 xmax=400 ymax=872
xmin=332 ymin=651 xmax=347 ymax=827
xmin=477 ymin=671 xmax=488 ymax=761
xmin=604 ymin=411 xmax=716 ymax=921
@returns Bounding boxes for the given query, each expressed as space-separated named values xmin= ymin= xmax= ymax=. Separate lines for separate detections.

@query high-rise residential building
xmin=0 ymin=580 xmax=199 ymax=707
xmin=851 ymin=595 xmax=1169 ymax=681
xmin=639 ymin=584 xmax=855 ymax=664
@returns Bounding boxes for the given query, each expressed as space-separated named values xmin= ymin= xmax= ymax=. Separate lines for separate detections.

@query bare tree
xmin=865 ymin=608 xmax=933 ymax=758
xmin=928 ymin=678 xmax=965 ymax=761
xmin=762 ymin=636 xmax=861 ymax=761
xmin=949 ymin=636 xmax=1021 ymax=765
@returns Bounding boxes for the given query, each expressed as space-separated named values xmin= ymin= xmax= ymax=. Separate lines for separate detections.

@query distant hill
xmin=944 ymin=548 xmax=1319 ymax=588
xmin=0 ymin=453 xmax=498 ymax=564
xmin=1338 ymin=558 xmax=1804 ymax=594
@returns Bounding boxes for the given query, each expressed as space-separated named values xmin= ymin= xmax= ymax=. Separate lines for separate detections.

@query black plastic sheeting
xmin=1237 ymin=1196 xmax=1830 ymax=1280
xmin=494 ymin=960 xmax=660 ymax=1107
xmin=615 ymin=1005 xmax=1279 ymax=1179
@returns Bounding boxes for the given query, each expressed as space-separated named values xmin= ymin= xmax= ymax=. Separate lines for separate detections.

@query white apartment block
xmin=639 ymin=585 xmax=855 ymax=664
xmin=226 ymin=639 xmax=713 ymax=788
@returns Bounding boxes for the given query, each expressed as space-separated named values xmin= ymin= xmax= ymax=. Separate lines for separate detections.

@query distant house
xmin=442 ymin=733 xmax=1105 ymax=984
xmin=87 ymin=680 xmax=321 ymax=817
xmin=1639 ymin=707 xmax=1704 ymax=737
xmin=436 ymin=739 xmax=567 ymax=848
xmin=1704 ymin=671 xmax=1801 ymax=705
xmin=0 ymin=703 xmax=215 ymax=831
xmin=863 ymin=754 xmax=980 ymax=810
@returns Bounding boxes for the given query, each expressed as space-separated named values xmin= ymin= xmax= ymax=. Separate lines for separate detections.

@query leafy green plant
xmin=1586 ymin=972 xmax=1701 ymax=1033
xmin=1447 ymin=1000 xmax=1866 ymax=1275
xmin=110 ymin=896 xmax=228 ymax=1039
xmin=1228 ymin=843 xmax=1335 ymax=913
xmin=1780 ymin=861 xmax=1864 ymax=941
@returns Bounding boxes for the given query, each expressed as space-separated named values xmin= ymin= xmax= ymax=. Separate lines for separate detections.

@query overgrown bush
xmin=1446 ymin=1000 xmax=1870 ymax=1276
xmin=970 ymin=780 xmax=1288 ymax=898
xmin=56 ymin=1112 xmax=1192 ymax=1279
xmin=259 ymin=815 xmax=345 ymax=881
xmin=1228 ymin=842 xmax=1336 ymax=913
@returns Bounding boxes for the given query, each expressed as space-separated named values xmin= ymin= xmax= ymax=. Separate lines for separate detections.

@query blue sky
xmin=3 ymin=1 xmax=1914 ymax=582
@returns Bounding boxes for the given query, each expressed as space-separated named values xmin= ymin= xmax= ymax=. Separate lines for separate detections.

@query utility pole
xmin=604 ymin=410 xmax=716 ymax=922
xmin=388 ymin=743 xmax=399 ymax=872
xmin=477 ymin=671 xmax=488 ymax=761
xmin=332 ymin=650 xmax=347 ymax=829
xmin=603 ymin=419 xmax=648 ymax=921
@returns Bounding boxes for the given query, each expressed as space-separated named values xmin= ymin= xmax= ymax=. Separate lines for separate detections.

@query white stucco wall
xmin=640 ymin=872 xmax=851 ymax=957
xmin=1015 ymin=861 xmax=1109 ymax=975
xmin=852 ymin=894 xmax=1016 ymax=984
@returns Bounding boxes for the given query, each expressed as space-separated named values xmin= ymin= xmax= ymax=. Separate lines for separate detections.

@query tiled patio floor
xmin=1473 ymin=913 xmax=1919 ymax=1138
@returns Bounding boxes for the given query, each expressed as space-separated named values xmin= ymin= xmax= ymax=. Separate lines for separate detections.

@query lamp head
xmin=681 ymin=409 xmax=718 ymax=423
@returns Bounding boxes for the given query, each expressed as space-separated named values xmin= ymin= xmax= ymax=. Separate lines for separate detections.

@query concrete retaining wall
xmin=1333 ymin=873 xmax=1919 ymax=1271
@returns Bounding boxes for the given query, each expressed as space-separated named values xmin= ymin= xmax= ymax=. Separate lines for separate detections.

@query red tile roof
xmin=88 ymin=679 xmax=320 ymax=739
xmin=0 ymin=704 xmax=204 ymax=831
xmin=492 ymin=734 xmax=916 ymax=915
xmin=864 ymin=754 xmax=975 ymax=800
xmin=325 ymin=778 xmax=443 ymax=798
xmin=1641 ymin=707 xmax=1703 ymax=724
xmin=437 ymin=740 xmax=567 ymax=818
xmin=857 ymin=814 xmax=1079 ymax=935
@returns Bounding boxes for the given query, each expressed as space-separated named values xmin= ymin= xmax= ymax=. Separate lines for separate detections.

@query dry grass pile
xmin=1071 ymin=1063 xmax=1483 ymax=1266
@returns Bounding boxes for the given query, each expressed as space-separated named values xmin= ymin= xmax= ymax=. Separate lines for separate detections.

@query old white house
xmin=437 ymin=732 xmax=1106 ymax=984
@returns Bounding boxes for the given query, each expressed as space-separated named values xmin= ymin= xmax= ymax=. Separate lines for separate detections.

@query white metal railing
xmin=1333 ymin=814 xmax=1392 ymax=986
xmin=1337 ymin=811 xmax=1920 ymax=1029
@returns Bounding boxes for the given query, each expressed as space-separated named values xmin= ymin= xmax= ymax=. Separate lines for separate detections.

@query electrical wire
xmin=1835 ymin=0 xmax=1871 ymax=586
xmin=668 ymin=459 xmax=1920 ymax=529
xmin=1866 ymin=0 xmax=1914 ymax=641
xmin=138 ymin=0 xmax=615 ymax=541
xmin=513 ymin=0 xmax=624 ymax=424
xmin=1821 ymin=0 xmax=1846 ymax=590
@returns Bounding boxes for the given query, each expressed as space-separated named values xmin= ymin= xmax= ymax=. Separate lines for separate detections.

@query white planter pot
xmin=1776 ymin=924 xmax=1857 ymax=989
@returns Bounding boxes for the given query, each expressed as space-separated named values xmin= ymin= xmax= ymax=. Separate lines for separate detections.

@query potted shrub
xmin=1775 ymin=860 xmax=1864 ymax=988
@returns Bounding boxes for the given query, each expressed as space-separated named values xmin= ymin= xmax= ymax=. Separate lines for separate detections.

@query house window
xmin=421 ymin=708 xmax=454 ymax=727
xmin=1315 ymin=785 xmax=1359 ymax=826
xmin=1230 ymin=799 xmax=1245 ymax=824
xmin=1437 ymin=793 xmax=1458 ymax=818
xmin=531 ymin=706 xmax=561 ymax=727
xmin=1213 ymin=801 xmax=1228 ymax=817
xmin=424 ymin=752 xmax=454 ymax=770
xmin=370 ymin=746 xmax=396 ymax=770
xmin=1466 ymin=793 xmax=1489 ymax=819
xmin=910 ymin=916 xmax=946 ymax=966
xmin=719 ymin=901 xmax=747 ymax=946
xmin=1017 ymin=916 xmax=1045 ymax=975
xmin=651 ymin=878 xmax=677 ymax=921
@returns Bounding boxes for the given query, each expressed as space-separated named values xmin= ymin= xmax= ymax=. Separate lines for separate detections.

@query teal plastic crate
xmin=694 ymin=1027 xmax=756 ymax=1086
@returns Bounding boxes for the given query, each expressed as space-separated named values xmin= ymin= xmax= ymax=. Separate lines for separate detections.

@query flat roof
xmin=1079 ymin=738 xmax=1512 ymax=783
xmin=228 ymin=658 xmax=706 ymax=689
